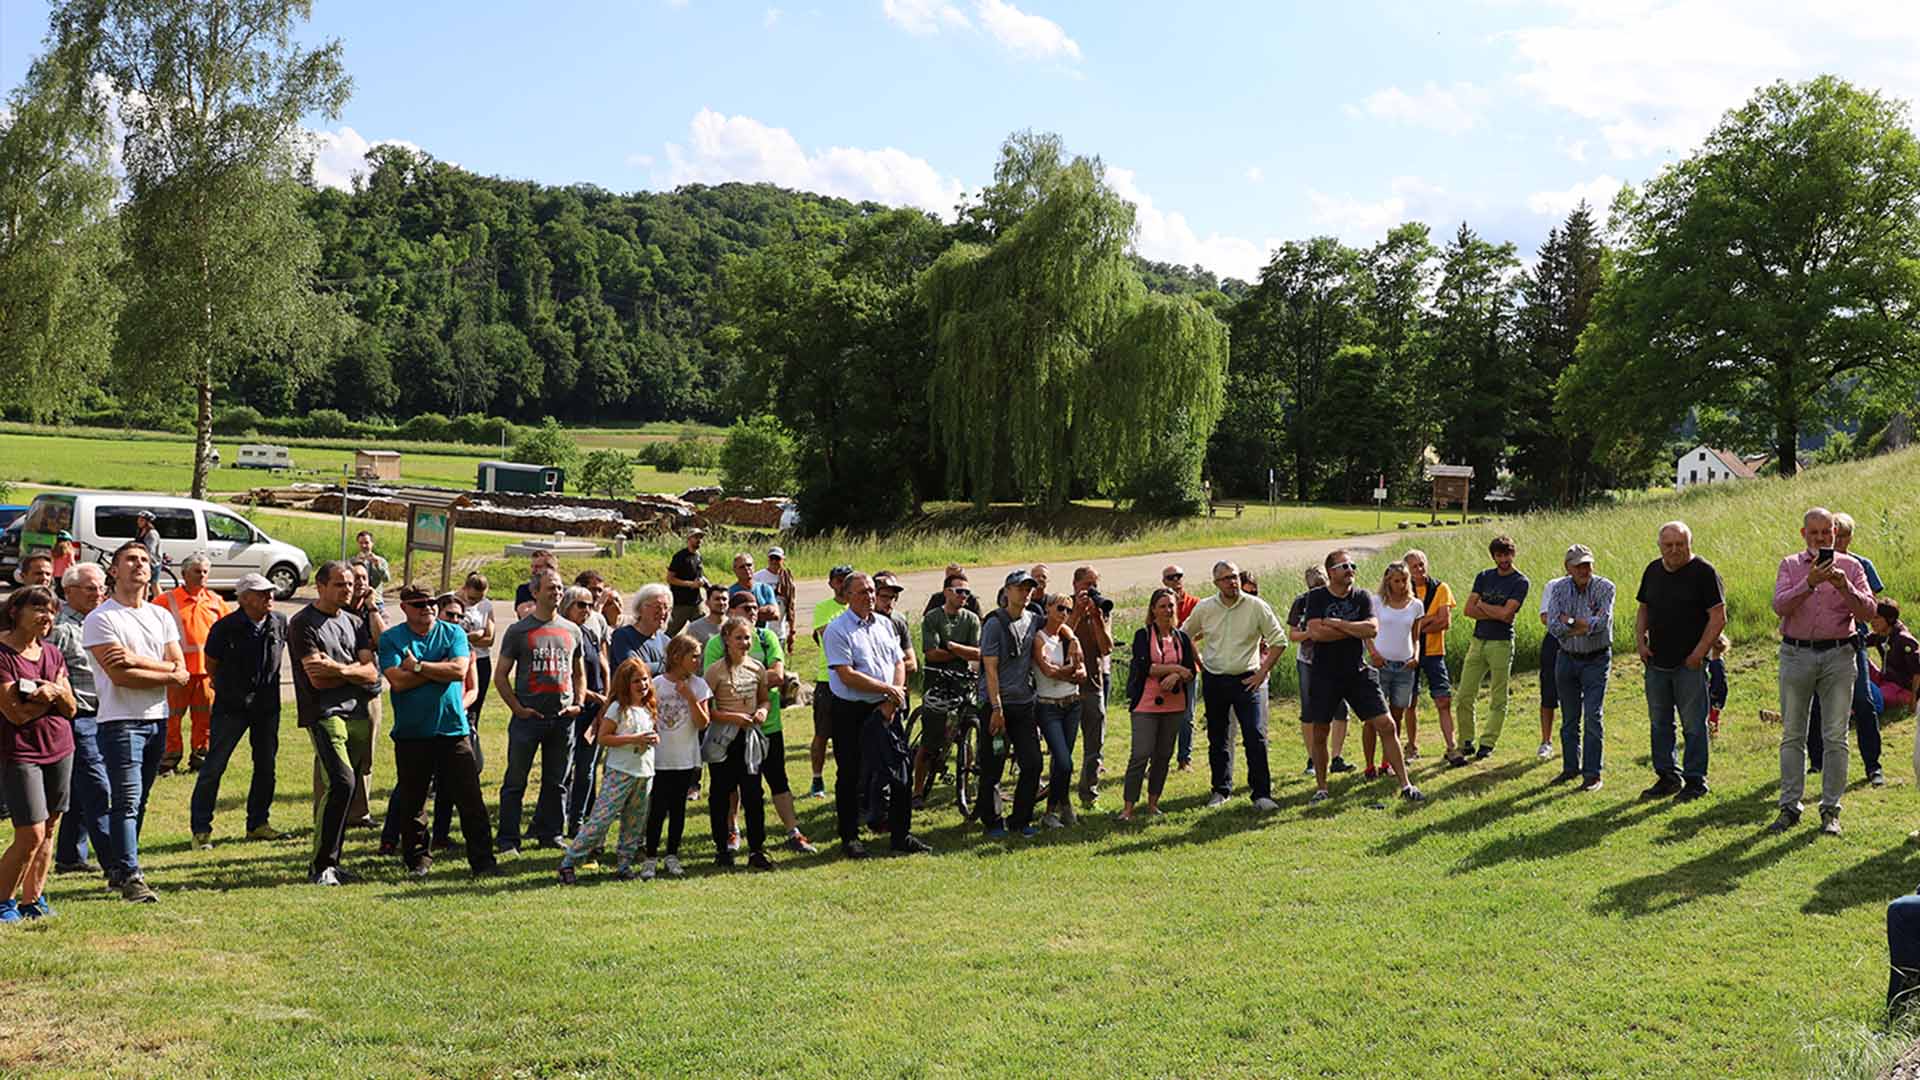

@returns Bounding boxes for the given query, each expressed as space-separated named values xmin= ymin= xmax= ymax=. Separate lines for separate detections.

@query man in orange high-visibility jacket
xmin=157 ymin=553 xmax=231 ymax=773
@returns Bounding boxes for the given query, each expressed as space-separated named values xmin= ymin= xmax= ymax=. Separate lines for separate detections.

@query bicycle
xmin=85 ymin=539 xmax=180 ymax=594
xmin=904 ymin=666 xmax=980 ymax=819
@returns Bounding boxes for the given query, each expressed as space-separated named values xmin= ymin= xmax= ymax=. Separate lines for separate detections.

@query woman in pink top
xmin=0 ymin=586 xmax=79 ymax=922
xmin=1119 ymin=588 xmax=1196 ymax=821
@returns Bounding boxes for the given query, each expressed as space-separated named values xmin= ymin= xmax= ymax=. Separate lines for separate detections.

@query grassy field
xmin=10 ymin=450 xmax=1920 ymax=1076
xmin=0 ymin=429 xmax=715 ymax=497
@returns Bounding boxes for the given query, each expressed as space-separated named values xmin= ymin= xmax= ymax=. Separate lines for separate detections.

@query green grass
xmin=12 ymin=451 xmax=1920 ymax=1076
xmin=0 ymin=429 xmax=714 ymax=497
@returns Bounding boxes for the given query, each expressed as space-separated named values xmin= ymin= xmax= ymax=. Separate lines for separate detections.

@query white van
xmin=19 ymin=492 xmax=312 ymax=599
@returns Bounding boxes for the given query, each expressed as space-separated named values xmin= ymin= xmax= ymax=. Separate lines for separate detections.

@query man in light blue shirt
xmin=824 ymin=572 xmax=927 ymax=858
xmin=1545 ymin=544 xmax=1615 ymax=790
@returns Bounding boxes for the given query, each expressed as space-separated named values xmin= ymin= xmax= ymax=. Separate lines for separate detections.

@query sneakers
xmin=984 ymin=826 xmax=1009 ymax=840
xmin=312 ymin=868 xmax=344 ymax=887
xmin=663 ymin=854 xmax=685 ymax=877
xmin=1550 ymin=770 xmax=1580 ymax=784
xmin=615 ymin=863 xmax=639 ymax=881
xmin=687 ymin=786 xmax=702 ymax=803
xmin=1444 ymin=752 xmax=1470 ymax=768
xmin=714 ymin=851 xmax=735 ymax=869
xmin=333 ymin=867 xmax=364 ymax=884
xmin=785 ymin=831 xmax=817 ymax=855
xmin=1458 ymin=741 xmax=1477 ymax=758
xmin=748 ymin=851 xmax=774 ymax=871
xmin=1020 ymin=825 xmax=1040 ymax=838
xmin=1675 ymin=784 xmax=1708 ymax=803
xmin=245 ymin=824 xmax=285 ymax=841
xmin=120 ymin=875 xmax=158 ymax=903
xmin=0 ymin=900 xmax=17 ymax=924
xmin=1308 ymin=789 xmax=1331 ymax=804
xmin=1536 ymin=742 xmax=1553 ymax=759
xmin=1473 ymin=745 xmax=1495 ymax=761
xmin=1252 ymin=797 xmax=1281 ymax=812
xmin=557 ymin=865 xmax=577 ymax=885
xmin=1820 ymin=809 xmax=1843 ymax=836
xmin=1329 ymin=757 xmax=1356 ymax=774
xmin=1060 ymin=804 xmax=1078 ymax=826
xmin=840 ymin=841 xmax=870 ymax=860
xmin=1873 ymin=769 xmax=1888 ymax=788
xmin=805 ymin=779 xmax=827 ymax=799
xmin=1302 ymin=760 xmax=1315 ymax=776
xmin=1766 ymin=808 xmax=1802 ymax=834
xmin=1363 ymin=766 xmax=1379 ymax=780
xmin=640 ymin=858 xmax=658 ymax=881
xmin=192 ymin=832 xmax=213 ymax=850
xmin=1403 ymin=743 xmax=1421 ymax=761
xmin=1040 ymin=813 xmax=1066 ymax=829
xmin=1400 ymin=785 xmax=1426 ymax=802
xmin=1579 ymin=777 xmax=1605 ymax=792
xmin=1205 ymin=792 xmax=1229 ymax=808
xmin=21 ymin=897 xmax=51 ymax=919
xmin=1640 ymin=776 xmax=1684 ymax=800
xmin=727 ymin=831 xmax=741 ymax=852
xmin=891 ymin=835 xmax=933 ymax=855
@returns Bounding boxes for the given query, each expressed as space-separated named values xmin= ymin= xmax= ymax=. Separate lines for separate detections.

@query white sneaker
xmin=1205 ymin=792 xmax=1229 ymax=808
xmin=663 ymin=855 xmax=684 ymax=878
xmin=1536 ymin=742 xmax=1553 ymax=759
xmin=1040 ymin=813 xmax=1065 ymax=829
xmin=311 ymin=867 xmax=343 ymax=886
xmin=1251 ymin=797 xmax=1281 ymax=812
xmin=639 ymin=858 xmax=657 ymax=881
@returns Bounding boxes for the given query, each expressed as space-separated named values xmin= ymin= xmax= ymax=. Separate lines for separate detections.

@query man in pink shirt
xmin=1770 ymin=506 xmax=1878 ymax=836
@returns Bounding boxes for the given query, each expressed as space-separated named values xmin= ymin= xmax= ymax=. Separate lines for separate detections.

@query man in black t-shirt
xmin=665 ymin=529 xmax=706 ymax=635
xmin=1453 ymin=535 xmax=1529 ymax=763
xmin=1303 ymin=550 xmax=1424 ymax=803
xmin=1633 ymin=520 xmax=1726 ymax=801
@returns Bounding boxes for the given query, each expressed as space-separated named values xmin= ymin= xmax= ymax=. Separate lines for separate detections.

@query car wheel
xmin=267 ymin=563 xmax=300 ymax=601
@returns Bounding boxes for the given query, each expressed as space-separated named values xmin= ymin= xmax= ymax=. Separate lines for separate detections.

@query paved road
xmin=789 ymin=531 xmax=1409 ymax=634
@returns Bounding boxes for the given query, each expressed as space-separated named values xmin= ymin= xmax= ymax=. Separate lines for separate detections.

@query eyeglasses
xmin=1163 ymin=573 xmax=1183 ymax=581
xmin=1053 ymin=604 xmax=1072 ymax=613
xmin=1213 ymin=575 xmax=1237 ymax=585
xmin=950 ymin=588 xmax=972 ymax=598
xmin=1330 ymin=562 xmax=1357 ymax=572
xmin=404 ymin=600 xmax=438 ymax=611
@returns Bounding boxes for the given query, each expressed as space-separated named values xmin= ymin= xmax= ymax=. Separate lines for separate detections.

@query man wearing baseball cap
xmin=380 ymin=585 xmax=496 ymax=877
xmin=190 ymin=574 xmax=288 ymax=848
xmin=754 ymin=546 xmax=796 ymax=651
xmin=1543 ymin=544 xmax=1616 ymax=791
xmin=976 ymin=568 xmax=1046 ymax=838
xmin=806 ymin=565 xmax=854 ymax=799
xmin=665 ymin=528 xmax=707 ymax=635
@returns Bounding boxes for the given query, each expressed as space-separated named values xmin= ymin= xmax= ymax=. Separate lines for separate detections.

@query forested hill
xmin=283 ymin=147 xmax=906 ymax=425
xmin=273 ymin=146 xmax=1242 ymax=428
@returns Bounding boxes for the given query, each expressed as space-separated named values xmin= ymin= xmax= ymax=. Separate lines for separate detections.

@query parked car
xmin=0 ymin=505 xmax=28 ymax=532
xmin=15 ymin=492 xmax=310 ymax=599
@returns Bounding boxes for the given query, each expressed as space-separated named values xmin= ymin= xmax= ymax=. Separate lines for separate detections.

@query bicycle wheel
xmin=953 ymin=718 xmax=977 ymax=820
xmin=904 ymin=704 xmax=928 ymax=767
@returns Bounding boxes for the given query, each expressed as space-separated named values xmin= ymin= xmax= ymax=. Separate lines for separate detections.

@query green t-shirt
xmin=702 ymin=627 xmax=786 ymax=734
xmin=922 ymin=606 xmax=981 ymax=673
xmin=812 ymin=598 xmax=846 ymax=682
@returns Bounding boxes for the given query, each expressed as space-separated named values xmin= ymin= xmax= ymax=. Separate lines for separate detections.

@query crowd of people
xmin=4 ymin=506 xmax=1920 ymax=937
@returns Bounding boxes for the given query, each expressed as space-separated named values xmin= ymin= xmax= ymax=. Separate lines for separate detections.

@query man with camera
xmin=1769 ymin=507 xmax=1877 ymax=836
xmin=1068 ymin=565 xmax=1114 ymax=811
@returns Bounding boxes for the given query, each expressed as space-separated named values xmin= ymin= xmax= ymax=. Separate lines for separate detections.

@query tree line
xmin=4 ymin=2 xmax=1917 ymax=517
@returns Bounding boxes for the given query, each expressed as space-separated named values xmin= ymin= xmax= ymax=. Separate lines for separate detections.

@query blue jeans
xmin=94 ymin=718 xmax=164 ymax=880
xmin=496 ymin=714 xmax=575 ymax=849
xmin=1176 ymin=688 xmax=1195 ymax=765
xmin=1036 ymin=698 xmax=1080 ymax=815
xmin=1556 ymin=652 xmax=1609 ymax=780
xmin=54 ymin=714 xmax=111 ymax=867
xmin=1645 ymin=664 xmax=1710 ymax=785
xmin=190 ymin=702 xmax=280 ymax=835
xmin=566 ymin=711 xmax=600 ymax=834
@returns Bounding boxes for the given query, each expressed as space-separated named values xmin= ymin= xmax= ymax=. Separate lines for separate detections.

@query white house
xmin=1676 ymin=445 xmax=1761 ymax=490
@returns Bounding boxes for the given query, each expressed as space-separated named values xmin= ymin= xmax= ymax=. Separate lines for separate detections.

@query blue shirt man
xmin=379 ymin=617 xmax=471 ymax=740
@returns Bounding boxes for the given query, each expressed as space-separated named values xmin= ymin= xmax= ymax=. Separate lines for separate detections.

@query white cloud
xmin=883 ymin=0 xmax=1079 ymax=61
xmin=764 ymin=7 xmax=781 ymax=27
xmin=658 ymin=108 xmax=966 ymax=216
xmin=1106 ymin=166 xmax=1274 ymax=283
xmin=1306 ymin=176 xmax=1457 ymax=244
xmin=1243 ymin=166 xmax=1264 ymax=184
xmin=883 ymin=0 xmax=969 ymax=34
xmin=1527 ymin=174 xmax=1624 ymax=225
xmin=975 ymin=0 xmax=1080 ymax=61
xmin=1353 ymin=81 xmax=1491 ymax=135
xmin=307 ymin=125 xmax=429 ymax=191
xmin=1556 ymin=136 xmax=1588 ymax=162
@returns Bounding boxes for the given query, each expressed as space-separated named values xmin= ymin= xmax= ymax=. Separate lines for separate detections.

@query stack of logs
xmin=238 ymin=483 xmax=700 ymax=538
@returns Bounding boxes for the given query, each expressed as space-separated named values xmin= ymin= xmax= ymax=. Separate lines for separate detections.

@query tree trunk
xmin=193 ymin=366 xmax=212 ymax=500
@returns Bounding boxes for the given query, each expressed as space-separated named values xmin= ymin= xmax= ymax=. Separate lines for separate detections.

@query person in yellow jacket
xmin=156 ymin=554 xmax=231 ymax=773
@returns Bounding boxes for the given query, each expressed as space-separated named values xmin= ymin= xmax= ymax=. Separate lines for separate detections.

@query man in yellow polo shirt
xmin=1183 ymin=560 xmax=1288 ymax=811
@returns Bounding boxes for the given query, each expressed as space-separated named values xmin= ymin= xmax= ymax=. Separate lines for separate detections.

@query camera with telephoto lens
xmin=1084 ymin=587 xmax=1113 ymax=616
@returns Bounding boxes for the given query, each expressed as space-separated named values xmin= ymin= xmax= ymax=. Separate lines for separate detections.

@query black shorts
xmin=763 ymin=729 xmax=791 ymax=797
xmin=1305 ymin=666 xmax=1389 ymax=726
xmin=2 ymin=755 xmax=73 ymax=826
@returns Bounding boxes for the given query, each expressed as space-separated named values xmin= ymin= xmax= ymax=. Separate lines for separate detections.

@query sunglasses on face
xmin=404 ymin=600 xmax=438 ymax=611
xmin=1053 ymin=604 xmax=1072 ymax=613
xmin=1163 ymin=574 xmax=1183 ymax=582
xmin=1330 ymin=563 xmax=1357 ymax=572
xmin=949 ymin=587 xmax=971 ymax=598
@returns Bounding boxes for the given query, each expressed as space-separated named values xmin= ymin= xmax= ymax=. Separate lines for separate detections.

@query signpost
xmin=1373 ymin=474 xmax=1387 ymax=530
xmin=393 ymin=488 xmax=470 ymax=594
xmin=1425 ymin=464 xmax=1474 ymax=524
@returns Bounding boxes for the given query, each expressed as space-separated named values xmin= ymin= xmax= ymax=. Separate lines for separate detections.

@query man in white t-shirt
xmin=754 ymin=547 xmax=796 ymax=651
xmin=82 ymin=542 xmax=188 ymax=903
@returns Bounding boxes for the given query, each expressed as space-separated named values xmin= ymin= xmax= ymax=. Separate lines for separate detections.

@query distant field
xmin=0 ymin=430 xmax=715 ymax=497
xmin=570 ymin=421 xmax=725 ymax=450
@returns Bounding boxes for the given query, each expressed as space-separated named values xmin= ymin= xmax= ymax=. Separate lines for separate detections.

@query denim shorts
xmin=1413 ymin=654 xmax=1452 ymax=700
xmin=1376 ymin=661 xmax=1417 ymax=710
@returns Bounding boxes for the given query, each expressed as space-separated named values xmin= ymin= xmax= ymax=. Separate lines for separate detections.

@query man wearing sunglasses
xmin=1304 ymin=552 xmax=1424 ymax=803
xmin=380 ymin=586 xmax=496 ymax=878
xmin=1162 ymin=565 xmax=1200 ymax=771
xmin=1183 ymin=560 xmax=1288 ymax=811
xmin=915 ymin=573 xmax=981 ymax=803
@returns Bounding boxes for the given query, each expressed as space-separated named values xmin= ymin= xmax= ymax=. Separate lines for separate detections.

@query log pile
xmin=235 ymin=483 xmax=700 ymax=538
xmin=699 ymin=496 xmax=792 ymax=529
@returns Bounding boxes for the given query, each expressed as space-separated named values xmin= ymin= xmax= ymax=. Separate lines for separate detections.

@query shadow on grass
xmin=1449 ymin=793 xmax=1672 ymax=876
xmin=1803 ymin=843 xmax=1919 ymax=916
xmin=1593 ymin=819 xmax=1820 ymax=918
xmin=1367 ymin=757 xmax=1557 ymax=857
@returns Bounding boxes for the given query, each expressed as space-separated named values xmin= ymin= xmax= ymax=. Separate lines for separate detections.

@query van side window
xmin=206 ymin=512 xmax=253 ymax=543
xmin=97 ymin=506 xmax=197 ymax=540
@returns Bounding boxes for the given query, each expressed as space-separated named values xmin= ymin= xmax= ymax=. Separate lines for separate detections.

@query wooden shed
xmin=355 ymin=450 xmax=402 ymax=482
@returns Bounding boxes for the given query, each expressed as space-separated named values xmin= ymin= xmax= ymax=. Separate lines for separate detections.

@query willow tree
xmin=59 ymin=0 xmax=351 ymax=498
xmin=924 ymin=133 xmax=1228 ymax=511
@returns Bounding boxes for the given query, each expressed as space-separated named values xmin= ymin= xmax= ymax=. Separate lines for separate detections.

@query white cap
xmin=235 ymin=573 xmax=275 ymax=594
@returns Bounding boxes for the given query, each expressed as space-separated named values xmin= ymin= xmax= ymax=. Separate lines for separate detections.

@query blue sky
xmin=6 ymin=0 xmax=1920 ymax=281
